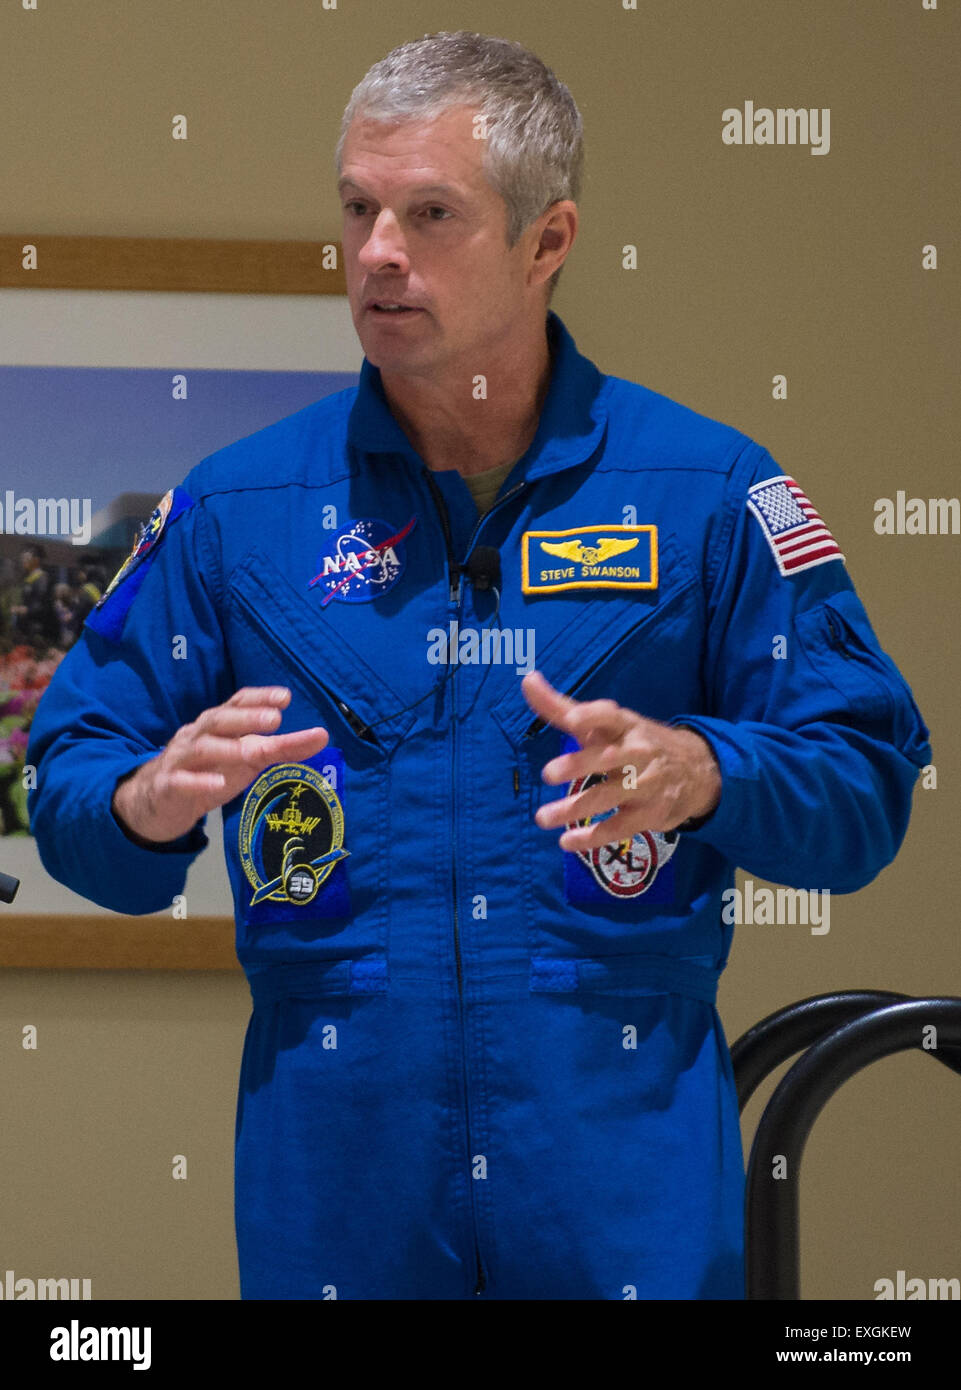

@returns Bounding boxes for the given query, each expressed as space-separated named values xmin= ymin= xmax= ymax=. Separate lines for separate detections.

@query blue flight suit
xmin=26 ymin=310 xmax=931 ymax=1300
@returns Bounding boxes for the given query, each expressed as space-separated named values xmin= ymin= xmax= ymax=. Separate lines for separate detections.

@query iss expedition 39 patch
xmin=238 ymin=749 xmax=350 ymax=923
xmin=559 ymin=733 xmax=679 ymax=904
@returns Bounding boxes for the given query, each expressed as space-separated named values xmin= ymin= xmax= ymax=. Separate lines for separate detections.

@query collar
xmin=346 ymin=310 xmax=609 ymax=482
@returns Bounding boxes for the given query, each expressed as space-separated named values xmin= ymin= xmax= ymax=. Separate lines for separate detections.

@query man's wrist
xmin=111 ymin=767 xmax=172 ymax=849
xmin=675 ymin=725 xmax=722 ymax=832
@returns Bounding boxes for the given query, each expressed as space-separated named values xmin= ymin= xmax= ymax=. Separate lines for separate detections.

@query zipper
xmin=451 ymin=584 xmax=485 ymax=1296
xmin=461 ymin=479 xmax=527 ymax=571
xmin=824 ymin=602 xmax=904 ymax=722
xmin=422 ymin=468 xmax=461 ymax=604
xmin=825 ymin=608 xmax=851 ymax=659
xmin=232 ymin=588 xmax=383 ymax=748
xmin=423 ymin=464 xmax=535 ymax=1298
xmin=421 ymin=465 xmax=527 ymax=600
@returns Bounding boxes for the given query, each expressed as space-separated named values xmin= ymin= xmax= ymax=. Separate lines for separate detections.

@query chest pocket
xmin=227 ymin=546 xmax=414 ymax=755
xmin=488 ymin=530 xmax=720 ymax=964
xmin=222 ymin=547 xmax=407 ymax=985
xmin=491 ymin=528 xmax=703 ymax=748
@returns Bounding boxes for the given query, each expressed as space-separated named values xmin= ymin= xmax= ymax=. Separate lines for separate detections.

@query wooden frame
xmin=0 ymin=235 xmax=348 ymax=969
xmin=0 ymin=234 xmax=346 ymax=294
xmin=0 ymin=916 xmax=239 ymax=970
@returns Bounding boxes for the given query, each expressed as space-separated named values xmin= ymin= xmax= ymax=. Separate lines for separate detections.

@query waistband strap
xmin=245 ymin=953 xmax=718 ymax=1006
xmin=530 ymin=954 xmax=719 ymax=1004
xmin=247 ymin=954 xmax=387 ymax=1006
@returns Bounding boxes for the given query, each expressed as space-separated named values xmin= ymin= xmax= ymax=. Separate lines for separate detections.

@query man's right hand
xmin=111 ymin=686 xmax=329 ymax=846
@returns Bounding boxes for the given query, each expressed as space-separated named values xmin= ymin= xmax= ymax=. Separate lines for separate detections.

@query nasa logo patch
xmin=559 ymin=734 xmax=679 ymax=904
xmin=238 ymin=751 xmax=350 ymax=922
xmin=308 ymin=516 xmax=416 ymax=606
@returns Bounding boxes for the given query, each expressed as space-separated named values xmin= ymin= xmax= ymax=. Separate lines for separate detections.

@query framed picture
xmin=0 ymin=235 xmax=358 ymax=966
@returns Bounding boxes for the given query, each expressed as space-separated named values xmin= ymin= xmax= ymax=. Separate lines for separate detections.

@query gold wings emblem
xmin=540 ymin=536 xmax=640 ymax=566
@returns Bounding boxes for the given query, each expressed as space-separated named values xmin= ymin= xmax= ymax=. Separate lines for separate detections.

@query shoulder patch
xmin=86 ymin=487 xmax=193 ymax=641
xmin=746 ymin=474 xmax=844 ymax=576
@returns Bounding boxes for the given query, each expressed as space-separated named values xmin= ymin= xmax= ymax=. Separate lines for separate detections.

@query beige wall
xmin=1 ymin=0 xmax=958 ymax=1300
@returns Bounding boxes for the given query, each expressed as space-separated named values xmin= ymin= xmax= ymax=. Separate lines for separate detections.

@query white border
xmin=0 ymin=288 xmax=361 ymax=370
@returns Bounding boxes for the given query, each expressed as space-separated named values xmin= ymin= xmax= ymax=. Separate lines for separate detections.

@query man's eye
xmin=424 ymin=207 xmax=451 ymax=221
xmin=343 ymin=202 xmax=368 ymax=216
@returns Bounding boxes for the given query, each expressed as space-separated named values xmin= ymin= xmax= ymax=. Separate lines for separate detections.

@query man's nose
xmin=358 ymin=210 xmax=410 ymax=271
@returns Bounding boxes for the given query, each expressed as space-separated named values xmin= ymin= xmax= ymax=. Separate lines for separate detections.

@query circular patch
xmin=239 ymin=763 xmax=348 ymax=907
xmin=308 ymin=516 xmax=413 ymax=605
xmin=566 ymin=772 xmax=680 ymax=898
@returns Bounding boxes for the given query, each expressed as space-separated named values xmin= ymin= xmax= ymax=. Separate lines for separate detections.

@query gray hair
xmin=335 ymin=31 xmax=583 ymax=298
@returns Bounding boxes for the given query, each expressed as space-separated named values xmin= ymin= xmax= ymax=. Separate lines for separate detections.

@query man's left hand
xmin=521 ymin=669 xmax=721 ymax=851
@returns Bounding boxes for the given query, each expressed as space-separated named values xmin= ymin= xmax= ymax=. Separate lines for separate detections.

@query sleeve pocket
xmin=794 ymin=589 xmax=930 ymax=761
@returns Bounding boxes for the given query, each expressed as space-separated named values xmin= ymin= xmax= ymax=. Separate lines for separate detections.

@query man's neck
xmin=379 ymin=318 xmax=555 ymax=478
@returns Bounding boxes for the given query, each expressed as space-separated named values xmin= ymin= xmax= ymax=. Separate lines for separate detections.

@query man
xmin=70 ymin=562 xmax=104 ymax=636
xmin=27 ymin=32 xmax=930 ymax=1300
xmin=10 ymin=543 xmax=58 ymax=649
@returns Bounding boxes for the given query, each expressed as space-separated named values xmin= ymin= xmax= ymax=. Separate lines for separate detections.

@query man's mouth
xmin=368 ymin=303 xmax=423 ymax=315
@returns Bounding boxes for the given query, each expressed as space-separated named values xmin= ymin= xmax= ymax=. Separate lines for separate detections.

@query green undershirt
xmin=460 ymin=458 xmax=518 ymax=517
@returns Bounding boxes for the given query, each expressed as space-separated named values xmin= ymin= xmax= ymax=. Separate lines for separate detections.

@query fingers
xmin=558 ymin=806 xmax=648 ymax=853
xmin=541 ymin=741 xmax=632 ymax=786
xmin=538 ymin=764 xmax=688 ymax=846
xmin=224 ymin=686 xmax=292 ymax=709
xmin=535 ymin=774 xmax=629 ymax=830
xmin=152 ymin=766 xmax=228 ymax=803
xmin=174 ymin=688 xmax=327 ymax=777
xmin=189 ymin=687 xmax=294 ymax=738
xmin=261 ymin=725 xmax=330 ymax=754
xmin=114 ymin=689 xmax=329 ymax=844
xmin=248 ymin=726 xmax=330 ymax=766
xmin=191 ymin=704 xmax=285 ymax=738
xmin=155 ymin=731 xmax=322 ymax=817
xmin=521 ymin=670 xmax=633 ymax=743
xmin=521 ymin=670 xmax=578 ymax=728
xmin=564 ymin=696 xmax=633 ymax=744
xmin=173 ymin=726 xmax=327 ymax=773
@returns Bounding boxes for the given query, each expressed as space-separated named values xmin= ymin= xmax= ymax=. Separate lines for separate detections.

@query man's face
xmin=339 ymin=105 xmax=539 ymax=375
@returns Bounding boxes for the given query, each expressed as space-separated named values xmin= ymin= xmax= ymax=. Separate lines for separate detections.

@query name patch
xmin=522 ymin=525 xmax=657 ymax=594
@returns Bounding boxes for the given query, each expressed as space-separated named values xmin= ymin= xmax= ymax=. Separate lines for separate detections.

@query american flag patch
xmin=746 ymin=475 xmax=845 ymax=576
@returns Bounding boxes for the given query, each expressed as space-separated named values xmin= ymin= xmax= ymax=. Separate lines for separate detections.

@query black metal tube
xmin=745 ymin=998 xmax=961 ymax=1299
xmin=732 ymin=991 xmax=907 ymax=1111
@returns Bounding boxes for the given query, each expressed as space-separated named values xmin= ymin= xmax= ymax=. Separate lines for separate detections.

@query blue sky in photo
xmin=0 ymin=367 xmax=359 ymax=514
